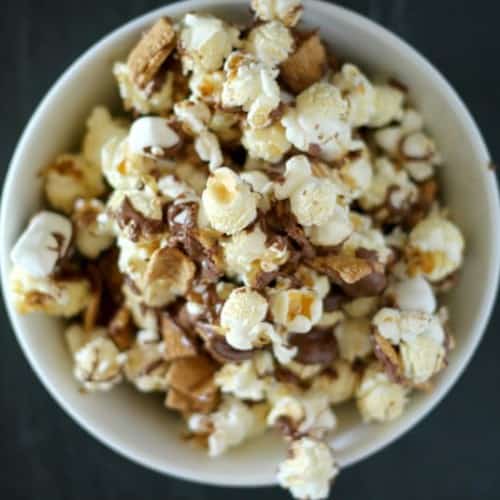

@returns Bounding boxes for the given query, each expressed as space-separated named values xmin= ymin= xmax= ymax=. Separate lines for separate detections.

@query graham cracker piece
xmin=108 ymin=306 xmax=135 ymax=351
xmin=373 ymin=333 xmax=405 ymax=383
xmin=127 ymin=17 xmax=176 ymax=88
xmin=161 ymin=313 xmax=197 ymax=361
xmin=307 ymin=254 xmax=373 ymax=284
xmin=280 ymin=32 xmax=327 ymax=94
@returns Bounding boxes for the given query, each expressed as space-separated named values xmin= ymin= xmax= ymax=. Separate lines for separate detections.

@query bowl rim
xmin=1 ymin=0 xmax=499 ymax=488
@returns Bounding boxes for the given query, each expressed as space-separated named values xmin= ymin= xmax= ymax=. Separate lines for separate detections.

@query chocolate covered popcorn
xmin=9 ymin=2 xmax=466 ymax=498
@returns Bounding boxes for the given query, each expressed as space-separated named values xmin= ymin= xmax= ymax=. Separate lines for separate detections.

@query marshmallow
xmin=11 ymin=211 xmax=72 ymax=278
xmin=391 ymin=276 xmax=436 ymax=314
xmin=128 ymin=116 xmax=180 ymax=158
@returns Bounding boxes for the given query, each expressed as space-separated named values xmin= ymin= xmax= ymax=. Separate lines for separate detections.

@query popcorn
xmin=189 ymin=396 xmax=268 ymax=456
xmin=113 ymin=62 xmax=174 ymax=115
xmin=72 ymin=199 xmax=114 ymax=259
xmin=270 ymin=288 xmax=323 ymax=333
xmin=128 ymin=116 xmax=180 ymax=158
xmin=220 ymin=287 xmax=269 ymax=350
xmin=332 ymin=148 xmax=373 ymax=200
xmin=201 ymin=167 xmax=258 ymax=234
xmin=281 ymin=82 xmax=358 ymax=161
xmin=66 ymin=325 xmax=123 ymax=391
xmin=334 ymin=317 xmax=372 ymax=362
xmin=10 ymin=266 xmax=91 ymax=317
xmin=43 ymin=154 xmax=105 ymax=214
xmin=82 ymin=107 xmax=128 ymax=168
xmin=369 ymin=84 xmax=405 ymax=128
xmin=274 ymin=155 xmax=312 ymax=200
xmin=222 ymin=51 xmax=281 ymax=129
xmin=194 ymin=130 xmax=223 ymax=171
xmin=11 ymin=211 xmax=72 ymax=278
xmin=373 ymin=307 xmax=446 ymax=384
xmin=277 ymin=437 xmax=338 ymax=500
xmin=356 ymin=361 xmax=409 ymax=422
xmin=332 ymin=64 xmax=376 ymax=127
xmin=222 ymin=224 xmax=289 ymax=284
xmin=406 ymin=215 xmax=464 ymax=282
xmin=245 ymin=21 xmax=294 ymax=67
xmin=242 ymin=122 xmax=292 ymax=163
xmin=390 ymin=276 xmax=436 ymax=314
xmin=251 ymin=0 xmax=303 ymax=27
xmin=308 ymin=203 xmax=353 ymax=246
xmin=174 ymin=98 xmax=211 ymax=134
xmin=311 ymin=360 xmax=360 ymax=405
xmin=189 ymin=70 xmax=225 ymax=104
xmin=180 ymin=13 xmax=240 ymax=73
xmin=209 ymin=109 xmax=241 ymax=143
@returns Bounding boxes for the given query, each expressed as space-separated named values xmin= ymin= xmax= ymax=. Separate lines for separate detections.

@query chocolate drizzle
xmin=117 ymin=197 xmax=165 ymax=242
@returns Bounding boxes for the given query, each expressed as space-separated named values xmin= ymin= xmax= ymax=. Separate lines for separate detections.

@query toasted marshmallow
xmin=390 ymin=276 xmax=436 ymax=314
xmin=281 ymin=82 xmax=358 ymax=161
xmin=11 ymin=211 xmax=72 ymax=278
xmin=201 ymin=167 xmax=258 ymax=234
xmin=242 ymin=122 xmax=292 ymax=163
xmin=356 ymin=361 xmax=408 ymax=422
xmin=180 ymin=13 xmax=240 ymax=73
xmin=245 ymin=21 xmax=294 ymax=67
xmin=270 ymin=288 xmax=323 ymax=333
xmin=222 ymin=51 xmax=281 ymax=129
xmin=251 ymin=0 xmax=303 ymax=27
xmin=277 ymin=437 xmax=338 ymax=500
xmin=128 ymin=116 xmax=180 ymax=158
xmin=194 ymin=130 xmax=223 ymax=171
xmin=332 ymin=64 xmax=376 ymax=127
xmin=406 ymin=215 xmax=464 ymax=282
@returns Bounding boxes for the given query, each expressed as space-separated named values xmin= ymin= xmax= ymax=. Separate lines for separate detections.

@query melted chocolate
xmin=117 ymin=197 xmax=165 ymax=242
xmin=289 ymin=328 xmax=338 ymax=365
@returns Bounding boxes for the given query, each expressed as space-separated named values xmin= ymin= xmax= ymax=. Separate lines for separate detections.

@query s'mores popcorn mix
xmin=9 ymin=1 xmax=465 ymax=498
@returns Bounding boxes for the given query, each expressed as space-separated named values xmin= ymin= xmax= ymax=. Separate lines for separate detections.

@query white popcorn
xmin=194 ymin=130 xmax=223 ymax=171
xmin=242 ymin=122 xmax=291 ymax=163
xmin=201 ymin=167 xmax=258 ymax=234
xmin=157 ymin=174 xmax=196 ymax=201
xmin=277 ymin=438 xmax=338 ymax=500
xmin=193 ymin=396 xmax=267 ymax=456
xmin=220 ymin=287 xmax=269 ymax=350
xmin=342 ymin=296 xmax=379 ymax=318
xmin=215 ymin=352 xmax=273 ymax=400
xmin=332 ymin=64 xmax=376 ymax=127
xmin=251 ymin=0 xmax=303 ymax=27
xmin=407 ymin=215 xmax=465 ymax=282
xmin=358 ymin=156 xmax=418 ymax=212
xmin=209 ymin=109 xmax=241 ymax=143
xmin=189 ymin=70 xmax=225 ymax=104
xmin=390 ymin=276 xmax=436 ymax=314
xmin=284 ymin=361 xmax=324 ymax=381
xmin=290 ymin=176 xmax=339 ymax=227
xmin=332 ymin=148 xmax=373 ymax=200
xmin=281 ymin=82 xmax=358 ymax=162
xmin=222 ymin=224 xmax=288 ymax=283
xmin=308 ymin=203 xmax=353 ymax=246
xmin=222 ymin=51 xmax=280 ymax=129
xmin=11 ymin=211 xmax=72 ymax=278
xmin=274 ymin=155 xmax=312 ymax=200
xmin=10 ymin=266 xmax=91 ymax=317
xmin=311 ymin=360 xmax=360 ymax=405
xmin=82 ymin=107 xmax=128 ymax=168
xmin=295 ymin=267 xmax=330 ymax=300
xmin=373 ymin=307 xmax=446 ymax=384
xmin=270 ymin=288 xmax=323 ymax=334
xmin=113 ymin=62 xmax=174 ymax=115
xmin=245 ymin=21 xmax=294 ymax=67
xmin=335 ymin=317 xmax=372 ymax=362
xmin=174 ymin=98 xmax=211 ymax=134
xmin=122 ymin=340 xmax=169 ymax=392
xmin=368 ymin=84 xmax=405 ymax=128
xmin=356 ymin=361 xmax=408 ymax=422
xmin=43 ymin=153 xmax=106 ymax=214
xmin=128 ymin=116 xmax=180 ymax=158
xmin=67 ymin=326 xmax=123 ymax=392
xmin=180 ymin=13 xmax=240 ymax=73
xmin=116 ymin=236 xmax=154 ymax=284
xmin=73 ymin=199 xmax=114 ymax=259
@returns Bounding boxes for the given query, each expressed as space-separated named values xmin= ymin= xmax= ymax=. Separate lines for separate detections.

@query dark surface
xmin=1 ymin=1 xmax=499 ymax=499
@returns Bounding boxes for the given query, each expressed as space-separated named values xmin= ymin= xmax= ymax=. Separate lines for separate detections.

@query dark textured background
xmin=1 ymin=1 xmax=499 ymax=499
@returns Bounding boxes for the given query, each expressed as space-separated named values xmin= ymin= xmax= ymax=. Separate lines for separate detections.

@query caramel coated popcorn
xmin=9 ymin=2 xmax=466 ymax=498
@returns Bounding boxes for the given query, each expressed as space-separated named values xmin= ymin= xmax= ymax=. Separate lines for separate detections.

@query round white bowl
xmin=1 ymin=0 xmax=499 ymax=488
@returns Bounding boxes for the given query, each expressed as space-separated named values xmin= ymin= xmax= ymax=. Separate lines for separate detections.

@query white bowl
xmin=1 ymin=0 xmax=499 ymax=488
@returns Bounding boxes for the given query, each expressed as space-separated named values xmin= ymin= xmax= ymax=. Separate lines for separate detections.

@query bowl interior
xmin=1 ymin=0 xmax=498 ymax=487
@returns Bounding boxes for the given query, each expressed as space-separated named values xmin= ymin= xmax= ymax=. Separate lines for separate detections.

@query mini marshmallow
xmin=251 ymin=0 xmax=303 ymax=27
xmin=11 ymin=211 xmax=72 ymax=278
xmin=390 ymin=276 xmax=436 ymax=314
xmin=245 ymin=21 xmax=294 ymax=67
xmin=201 ymin=167 xmax=258 ymax=234
xmin=128 ymin=116 xmax=180 ymax=158
xmin=277 ymin=437 xmax=338 ymax=500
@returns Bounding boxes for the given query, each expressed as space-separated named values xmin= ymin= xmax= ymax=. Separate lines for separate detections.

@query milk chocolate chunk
xmin=289 ymin=328 xmax=337 ymax=365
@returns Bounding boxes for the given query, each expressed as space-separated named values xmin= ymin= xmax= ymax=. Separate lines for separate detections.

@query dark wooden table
xmin=1 ymin=1 xmax=499 ymax=498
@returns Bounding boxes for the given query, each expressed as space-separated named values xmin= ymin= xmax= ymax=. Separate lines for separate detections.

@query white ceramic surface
xmin=1 ymin=0 xmax=499 ymax=488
